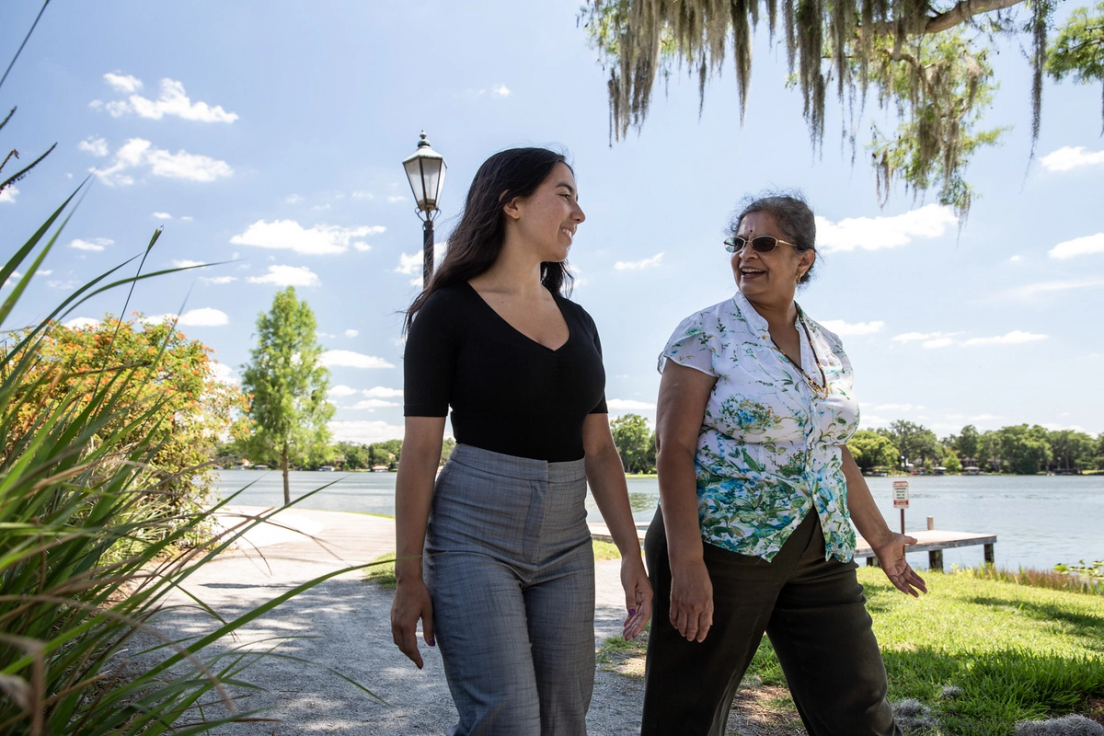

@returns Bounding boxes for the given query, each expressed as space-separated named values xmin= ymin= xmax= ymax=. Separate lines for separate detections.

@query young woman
xmin=390 ymin=147 xmax=652 ymax=736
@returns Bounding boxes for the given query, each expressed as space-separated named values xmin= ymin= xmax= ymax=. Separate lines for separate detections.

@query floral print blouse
xmin=658 ymin=290 xmax=861 ymax=562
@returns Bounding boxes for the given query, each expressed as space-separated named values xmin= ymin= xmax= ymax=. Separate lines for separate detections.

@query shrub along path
xmin=141 ymin=506 xmax=649 ymax=735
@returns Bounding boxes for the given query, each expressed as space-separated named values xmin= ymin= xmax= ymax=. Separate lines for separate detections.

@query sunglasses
xmin=723 ymin=235 xmax=797 ymax=254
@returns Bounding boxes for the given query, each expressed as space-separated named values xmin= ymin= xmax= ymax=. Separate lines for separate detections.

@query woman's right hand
xmin=390 ymin=578 xmax=436 ymax=669
xmin=669 ymin=558 xmax=713 ymax=642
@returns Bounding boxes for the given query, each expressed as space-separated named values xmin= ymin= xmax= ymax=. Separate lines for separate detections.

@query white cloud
xmin=1048 ymin=233 xmax=1104 ymax=260
xmin=397 ymin=243 xmax=447 ymax=276
xmin=201 ymin=275 xmax=237 ymax=284
xmin=891 ymin=331 xmax=961 ymax=348
xmin=152 ymin=211 xmax=172 ymax=219
xmin=816 ymin=204 xmax=957 ymax=253
xmin=172 ymin=259 xmax=204 ymax=268
xmin=328 ymin=419 xmax=405 ymax=444
xmin=344 ymin=329 xmax=358 ymax=337
xmin=100 ymin=75 xmax=238 ymax=123
xmin=999 ymin=277 xmax=1104 ymax=299
xmin=871 ymin=403 xmax=925 ymax=412
xmin=351 ymin=398 xmax=400 ymax=410
xmin=607 ymin=398 xmax=657 ymax=411
xmin=177 ymin=308 xmax=229 ymax=324
xmin=396 ymin=252 xmax=422 ymax=275
xmin=1010 ymin=255 xmax=1022 ymax=263
xmin=103 ymin=72 xmax=143 ymax=93
xmin=387 ymin=195 xmax=407 ymax=203
xmin=70 ymin=237 xmax=113 ymax=252
xmin=353 ymin=242 xmax=372 ymax=252
xmin=892 ymin=331 xmax=948 ymax=343
xmin=961 ymin=331 xmax=1047 ymax=347
xmin=363 ymin=386 xmax=403 ymax=398
xmin=1040 ymin=146 xmax=1104 ymax=172
xmin=180 ymin=216 xmax=193 ymax=222
xmin=818 ymin=320 xmax=884 ymax=336
xmin=63 ymin=317 xmax=101 ymax=329
xmin=92 ymin=138 xmax=232 ymax=185
xmin=209 ymin=361 xmax=237 ymax=384
xmin=615 ymin=252 xmax=665 ymax=271
xmin=143 ymin=308 xmax=229 ymax=327
xmin=1 ymin=185 xmax=18 ymax=203
xmin=246 ymin=265 xmax=320 ymax=287
xmin=78 ymin=137 xmax=109 ymax=157
xmin=230 ymin=220 xmax=385 ymax=255
xmin=47 ymin=279 xmax=82 ymax=290
xmin=352 ymin=191 xmax=374 ymax=199
xmin=492 ymin=84 xmax=511 ymax=97
xmin=285 ymin=194 xmax=303 ymax=204
xmin=321 ymin=350 xmax=395 ymax=369
xmin=894 ymin=330 xmax=1046 ymax=348
xmin=328 ymin=385 xmax=361 ymax=398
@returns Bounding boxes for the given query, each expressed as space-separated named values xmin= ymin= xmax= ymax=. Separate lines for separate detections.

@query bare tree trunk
xmin=282 ymin=442 xmax=290 ymax=505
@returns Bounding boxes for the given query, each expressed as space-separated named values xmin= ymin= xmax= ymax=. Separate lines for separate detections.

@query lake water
xmin=214 ymin=470 xmax=1104 ymax=572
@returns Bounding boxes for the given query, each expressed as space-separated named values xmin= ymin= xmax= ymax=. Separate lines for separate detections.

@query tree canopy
xmin=4 ymin=315 xmax=245 ymax=512
xmin=611 ymin=413 xmax=657 ymax=473
xmin=581 ymin=0 xmax=1104 ymax=217
xmin=239 ymin=287 xmax=334 ymax=503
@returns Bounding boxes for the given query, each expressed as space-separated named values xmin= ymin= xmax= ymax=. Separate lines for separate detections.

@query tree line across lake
xmin=607 ymin=415 xmax=1104 ymax=476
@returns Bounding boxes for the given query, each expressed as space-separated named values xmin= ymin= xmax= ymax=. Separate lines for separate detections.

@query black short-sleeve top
xmin=403 ymin=282 xmax=608 ymax=462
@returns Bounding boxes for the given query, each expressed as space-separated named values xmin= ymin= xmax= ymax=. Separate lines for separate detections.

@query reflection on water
xmin=214 ymin=469 xmax=1104 ymax=572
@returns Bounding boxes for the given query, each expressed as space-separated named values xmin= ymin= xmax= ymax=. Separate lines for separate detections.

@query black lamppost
xmin=402 ymin=131 xmax=446 ymax=286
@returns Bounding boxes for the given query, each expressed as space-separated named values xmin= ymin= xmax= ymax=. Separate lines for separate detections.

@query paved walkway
xmin=143 ymin=505 xmax=647 ymax=735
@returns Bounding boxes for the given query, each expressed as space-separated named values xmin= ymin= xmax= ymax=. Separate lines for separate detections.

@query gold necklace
xmin=773 ymin=310 xmax=830 ymax=400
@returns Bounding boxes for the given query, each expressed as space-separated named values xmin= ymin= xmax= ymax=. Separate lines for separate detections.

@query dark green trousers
xmin=641 ymin=509 xmax=901 ymax=736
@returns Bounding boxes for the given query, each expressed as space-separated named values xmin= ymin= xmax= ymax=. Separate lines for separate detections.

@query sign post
xmin=892 ymin=480 xmax=910 ymax=534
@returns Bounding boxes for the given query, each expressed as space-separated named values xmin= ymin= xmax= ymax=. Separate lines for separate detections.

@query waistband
xmin=448 ymin=443 xmax=586 ymax=484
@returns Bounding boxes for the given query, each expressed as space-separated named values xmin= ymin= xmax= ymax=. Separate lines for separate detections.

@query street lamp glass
xmin=403 ymin=133 xmax=446 ymax=214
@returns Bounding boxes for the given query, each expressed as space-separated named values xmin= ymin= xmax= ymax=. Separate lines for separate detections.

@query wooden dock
xmin=855 ymin=529 xmax=997 ymax=572
xmin=589 ymin=520 xmax=996 ymax=573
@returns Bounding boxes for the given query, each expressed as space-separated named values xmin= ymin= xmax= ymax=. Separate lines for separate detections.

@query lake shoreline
xmin=214 ymin=470 xmax=1104 ymax=573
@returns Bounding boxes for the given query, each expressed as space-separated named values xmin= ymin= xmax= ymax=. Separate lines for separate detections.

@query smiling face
xmin=505 ymin=162 xmax=585 ymax=263
xmin=731 ymin=211 xmax=815 ymax=306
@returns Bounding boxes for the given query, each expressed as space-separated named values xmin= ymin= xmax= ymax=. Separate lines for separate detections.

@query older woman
xmin=641 ymin=193 xmax=926 ymax=736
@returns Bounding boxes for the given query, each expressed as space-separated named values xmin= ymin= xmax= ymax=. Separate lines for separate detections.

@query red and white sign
xmin=892 ymin=480 xmax=910 ymax=509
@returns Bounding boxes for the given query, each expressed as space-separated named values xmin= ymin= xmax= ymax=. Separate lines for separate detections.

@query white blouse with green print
xmin=659 ymin=289 xmax=861 ymax=563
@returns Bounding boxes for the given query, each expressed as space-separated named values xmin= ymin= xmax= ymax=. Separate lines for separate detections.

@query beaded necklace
xmin=772 ymin=309 xmax=830 ymax=400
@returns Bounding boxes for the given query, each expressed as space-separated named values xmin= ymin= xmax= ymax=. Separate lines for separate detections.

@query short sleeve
xmin=403 ymin=292 xmax=457 ymax=417
xmin=590 ymin=326 xmax=609 ymax=415
xmin=658 ymin=312 xmax=718 ymax=376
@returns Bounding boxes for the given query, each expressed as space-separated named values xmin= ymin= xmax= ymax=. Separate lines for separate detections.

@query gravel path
xmin=141 ymin=506 xmax=649 ymax=735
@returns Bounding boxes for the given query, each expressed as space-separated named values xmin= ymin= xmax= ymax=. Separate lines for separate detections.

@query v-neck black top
xmin=404 ymin=282 xmax=608 ymax=462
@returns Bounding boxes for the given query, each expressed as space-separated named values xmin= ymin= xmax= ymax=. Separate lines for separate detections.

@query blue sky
xmin=3 ymin=0 xmax=1103 ymax=444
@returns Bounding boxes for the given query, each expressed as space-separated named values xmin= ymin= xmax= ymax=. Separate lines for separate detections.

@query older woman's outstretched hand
xmin=871 ymin=533 xmax=928 ymax=597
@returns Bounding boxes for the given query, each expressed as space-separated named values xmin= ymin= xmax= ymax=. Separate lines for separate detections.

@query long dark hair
xmin=405 ymin=147 xmax=575 ymax=330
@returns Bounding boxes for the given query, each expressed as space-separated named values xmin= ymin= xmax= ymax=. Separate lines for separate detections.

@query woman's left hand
xmin=620 ymin=554 xmax=653 ymax=639
xmin=870 ymin=533 xmax=928 ymax=597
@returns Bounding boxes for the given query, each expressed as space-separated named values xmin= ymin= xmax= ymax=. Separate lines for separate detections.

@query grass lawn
xmin=599 ymin=568 xmax=1104 ymax=735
